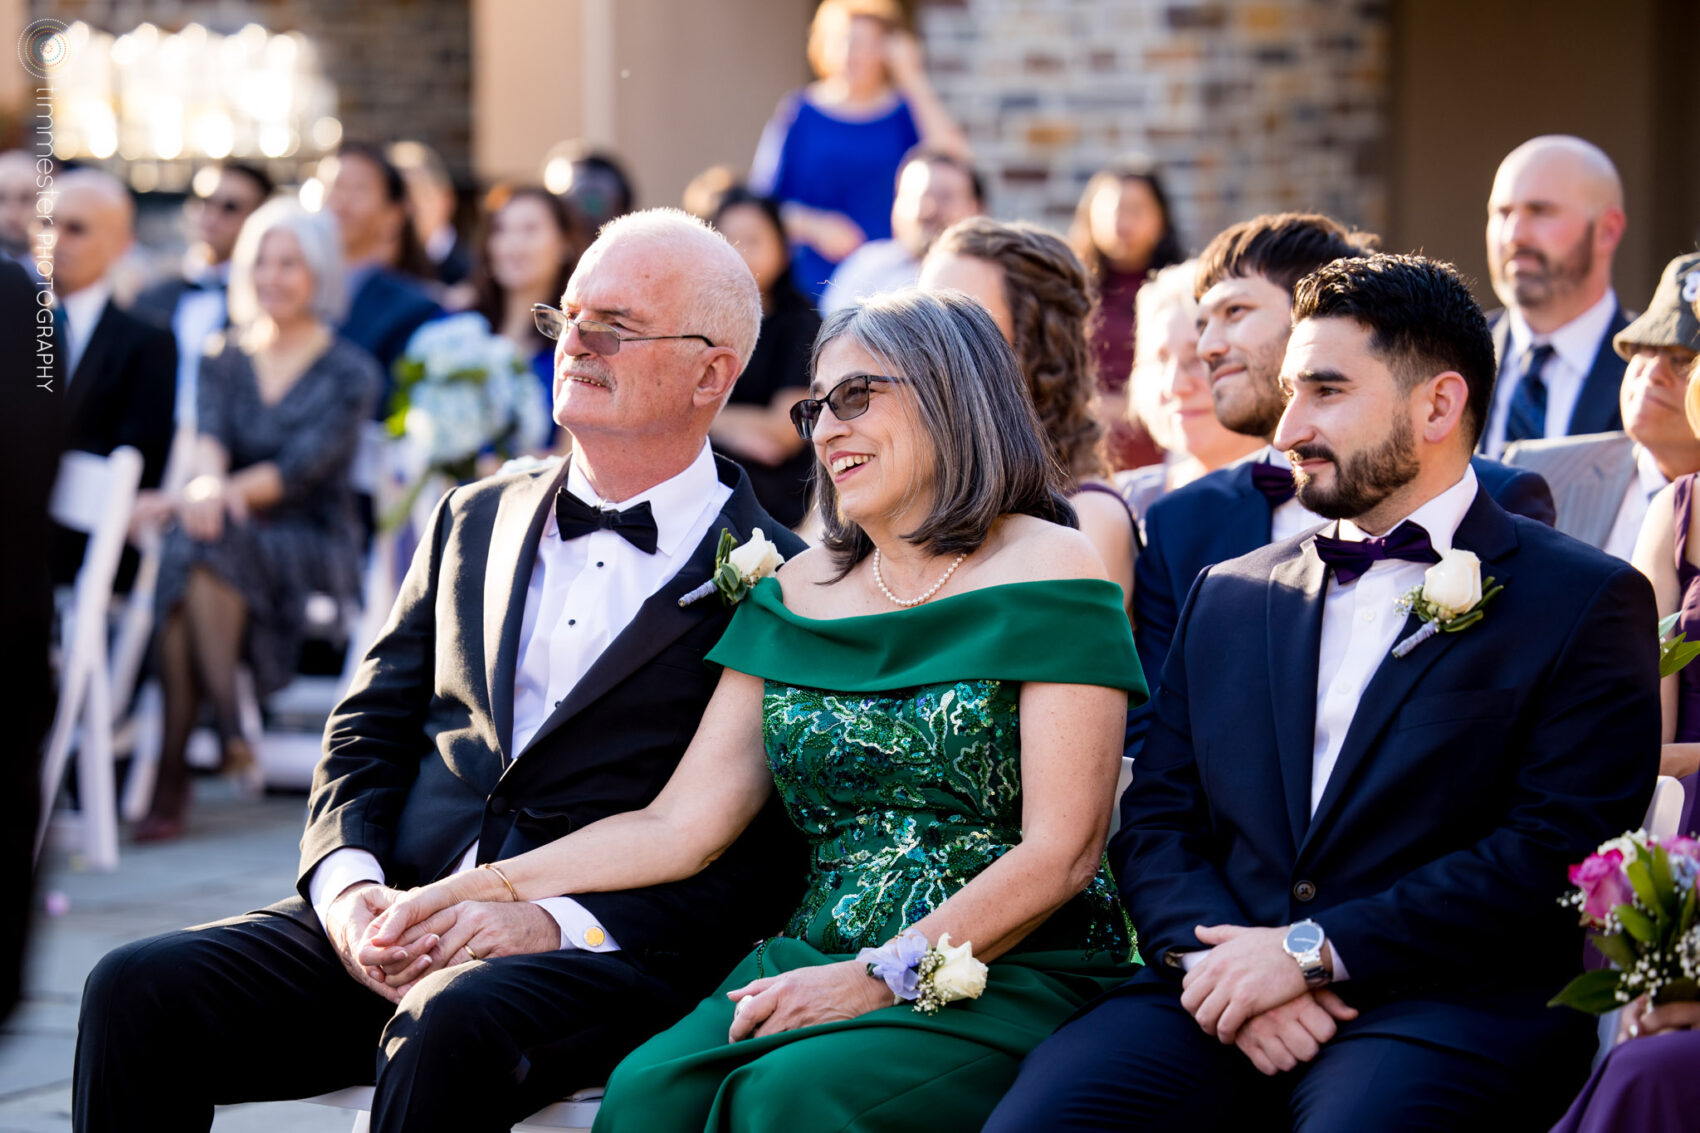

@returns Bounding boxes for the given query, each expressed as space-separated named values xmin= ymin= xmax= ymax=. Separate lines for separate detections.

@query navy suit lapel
xmin=1225 ymin=461 xmax=1277 ymax=549
xmin=1268 ymin=535 xmax=1328 ymax=848
xmin=482 ymin=459 xmax=570 ymax=762
xmin=1566 ymin=308 xmax=1630 ymax=436
xmin=1300 ymin=489 xmax=1520 ymax=857
xmin=512 ymin=457 xmax=762 ymax=758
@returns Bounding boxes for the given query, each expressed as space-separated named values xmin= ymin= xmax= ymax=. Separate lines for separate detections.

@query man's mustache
xmin=1287 ymin=444 xmax=1335 ymax=465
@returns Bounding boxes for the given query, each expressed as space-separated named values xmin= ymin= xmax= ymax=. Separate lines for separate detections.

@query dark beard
xmin=1290 ymin=415 xmax=1420 ymax=521
xmin=1501 ymin=220 xmax=1595 ymax=310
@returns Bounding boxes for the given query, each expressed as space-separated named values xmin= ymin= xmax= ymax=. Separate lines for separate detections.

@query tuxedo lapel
xmin=1300 ymin=490 xmax=1520 ymax=856
xmin=513 ymin=457 xmax=760 ymax=758
xmin=1268 ymin=536 xmax=1328 ymax=848
xmin=483 ymin=460 xmax=569 ymax=761
xmin=65 ymin=300 xmax=120 ymax=416
xmin=1564 ymin=441 xmax=1636 ymax=547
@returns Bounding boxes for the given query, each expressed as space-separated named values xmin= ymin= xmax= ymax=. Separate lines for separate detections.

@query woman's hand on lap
xmin=725 ymin=961 xmax=893 ymax=1042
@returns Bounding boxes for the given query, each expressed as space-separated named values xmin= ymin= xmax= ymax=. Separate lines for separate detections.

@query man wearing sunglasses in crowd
xmin=132 ymin=162 xmax=273 ymax=444
xmin=75 ymin=208 xmax=809 ymax=1132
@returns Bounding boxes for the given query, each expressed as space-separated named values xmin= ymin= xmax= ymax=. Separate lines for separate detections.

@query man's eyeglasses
xmin=789 ymin=375 xmax=896 ymax=440
xmin=532 ymin=303 xmax=716 ymax=356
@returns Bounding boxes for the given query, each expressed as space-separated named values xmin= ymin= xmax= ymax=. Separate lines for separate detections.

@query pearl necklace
xmin=872 ymin=548 xmax=968 ymax=608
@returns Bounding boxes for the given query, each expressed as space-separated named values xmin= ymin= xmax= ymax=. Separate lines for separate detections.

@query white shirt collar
xmin=1228 ymin=443 xmax=1285 ymax=469
xmin=560 ymin=440 xmax=720 ymax=558
xmin=1506 ymin=288 xmax=1618 ymax=375
xmin=424 ymin=225 xmax=456 ymax=265
xmin=62 ymin=278 xmax=112 ymax=325
xmin=1336 ymin=463 xmax=1479 ymax=555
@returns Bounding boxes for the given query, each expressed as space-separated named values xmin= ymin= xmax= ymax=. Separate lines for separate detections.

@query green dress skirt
xmin=592 ymin=577 xmax=1148 ymax=1133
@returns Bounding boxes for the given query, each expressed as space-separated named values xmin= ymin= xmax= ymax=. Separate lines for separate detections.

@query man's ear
xmin=1420 ymin=370 xmax=1469 ymax=445
xmin=692 ymin=347 xmax=742 ymax=409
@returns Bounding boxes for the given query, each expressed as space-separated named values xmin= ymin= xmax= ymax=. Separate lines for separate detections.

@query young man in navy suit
xmin=988 ymin=254 xmax=1660 ymax=1132
xmin=1133 ymin=215 xmax=1554 ymax=746
xmin=75 ymin=210 xmax=807 ymax=1132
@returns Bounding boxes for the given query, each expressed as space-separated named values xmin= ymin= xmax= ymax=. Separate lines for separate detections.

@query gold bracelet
xmin=481 ymin=862 xmax=519 ymax=902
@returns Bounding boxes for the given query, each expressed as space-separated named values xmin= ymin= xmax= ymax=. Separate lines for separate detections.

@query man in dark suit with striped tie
xmin=1479 ymin=135 xmax=1630 ymax=460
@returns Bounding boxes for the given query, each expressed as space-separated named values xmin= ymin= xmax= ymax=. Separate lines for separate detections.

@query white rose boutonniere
xmin=678 ymin=528 xmax=786 ymax=608
xmin=1391 ymin=548 xmax=1503 ymax=658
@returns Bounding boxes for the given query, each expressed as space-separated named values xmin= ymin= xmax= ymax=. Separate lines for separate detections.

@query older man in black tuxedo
xmin=989 ymin=254 xmax=1660 ymax=1132
xmin=75 ymin=209 xmax=808 ymax=1133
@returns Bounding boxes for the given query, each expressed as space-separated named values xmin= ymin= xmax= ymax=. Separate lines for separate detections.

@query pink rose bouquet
xmin=1550 ymin=831 xmax=1700 ymax=1014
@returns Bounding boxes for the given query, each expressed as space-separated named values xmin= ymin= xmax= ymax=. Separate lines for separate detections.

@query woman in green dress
xmin=367 ymin=288 xmax=1147 ymax=1130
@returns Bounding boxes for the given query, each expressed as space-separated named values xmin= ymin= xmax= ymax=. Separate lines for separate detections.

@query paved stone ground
xmin=0 ymin=780 xmax=350 ymax=1132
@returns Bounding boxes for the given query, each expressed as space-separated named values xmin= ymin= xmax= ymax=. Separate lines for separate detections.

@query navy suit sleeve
xmin=1490 ymin=465 xmax=1556 ymax=528
xmin=1315 ymin=564 xmax=1660 ymax=989
xmin=1112 ymin=565 xmax=1253 ymax=970
xmin=1128 ymin=501 xmax=1182 ymax=753
xmin=116 ymin=322 xmax=177 ymax=489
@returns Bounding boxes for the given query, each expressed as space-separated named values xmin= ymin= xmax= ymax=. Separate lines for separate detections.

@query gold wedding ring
xmin=463 ymin=945 xmax=479 ymax=961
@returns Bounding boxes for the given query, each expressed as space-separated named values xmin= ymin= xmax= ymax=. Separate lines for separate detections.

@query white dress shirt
xmin=169 ymin=263 xmax=230 ymax=433
xmin=1233 ymin=446 xmax=1324 ymax=543
xmin=1482 ymin=290 xmax=1619 ymax=459
xmin=60 ymin=279 xmax=112 ymax=382
xmin=1603 ymin=445 xmax=1670 ymax=562
xmin=308 ymin=442 xmax=731 ymax=952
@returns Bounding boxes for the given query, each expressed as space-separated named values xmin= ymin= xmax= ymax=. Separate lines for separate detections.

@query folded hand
xmin=1234 ymin=989 xmax=1358 ymax=1076
xmin=1181 ymin=924 xmax=1309 ymax=1042
xmin=359 ymin=899 xmax=560 ymax=991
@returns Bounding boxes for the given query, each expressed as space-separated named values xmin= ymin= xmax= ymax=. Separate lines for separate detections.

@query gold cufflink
xmin=583 ymin=926 xmax=606 ymax=947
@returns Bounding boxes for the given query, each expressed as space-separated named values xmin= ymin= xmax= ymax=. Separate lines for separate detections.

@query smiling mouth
xmin=830 ymin=454 xmax=872 ymax=476
xmin=565 ymin=372 xmax=611 ymax=389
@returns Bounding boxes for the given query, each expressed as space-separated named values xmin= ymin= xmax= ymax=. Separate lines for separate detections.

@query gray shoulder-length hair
xmin=226 ymin=198 xmax=346 ymax=329
xmin=814 ymin=288 xmax=1075 ymax=579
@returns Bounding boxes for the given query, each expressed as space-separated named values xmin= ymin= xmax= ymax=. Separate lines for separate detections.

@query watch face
xmin=1287 ymin=922 xmax=1325 ymax=953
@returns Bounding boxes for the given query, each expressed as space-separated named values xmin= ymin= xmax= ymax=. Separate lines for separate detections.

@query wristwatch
xmin=1282 ymin=919 xmax=1330 ymax=988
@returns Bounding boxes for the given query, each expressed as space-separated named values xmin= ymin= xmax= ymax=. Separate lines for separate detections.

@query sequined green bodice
xmin=765 ymin=677 xmax=1127 ymax=955
xmin=706 ymin=576 xmax=1149 ymax=960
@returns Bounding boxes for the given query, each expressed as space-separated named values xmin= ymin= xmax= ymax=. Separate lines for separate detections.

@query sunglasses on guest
xmin=532 ymin=303 xmax=717 ymax=356
xmin=789 ymin=374 xmax=896 ymax=440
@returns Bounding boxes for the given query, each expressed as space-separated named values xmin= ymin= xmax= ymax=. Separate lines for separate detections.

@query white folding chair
xmin=38 ymin=446 xmax=144 ymax=871
xmin=303 ymin=1085 xmax=602 ymax=1131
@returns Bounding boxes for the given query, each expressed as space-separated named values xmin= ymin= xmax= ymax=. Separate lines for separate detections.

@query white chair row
xmin=303 ymin=1085 xmax=604 ymax=1132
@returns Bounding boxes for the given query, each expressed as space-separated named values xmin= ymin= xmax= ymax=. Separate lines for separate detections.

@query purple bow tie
xmin=1312 ymin=522 xmax=1441 ymax=585
xmin=1250 ymin=461 xmax=1297 ymax=508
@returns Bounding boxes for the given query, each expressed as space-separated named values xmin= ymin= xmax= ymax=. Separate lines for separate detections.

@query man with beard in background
xmin=1478 ymin=135 xmax=1630 ymax=459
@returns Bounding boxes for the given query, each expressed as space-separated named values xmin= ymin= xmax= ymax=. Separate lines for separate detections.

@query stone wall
xmin=32 ymin=0 xmax=472 ymax=180
xmin=919 ymin=0 xmax=1390 ymax=251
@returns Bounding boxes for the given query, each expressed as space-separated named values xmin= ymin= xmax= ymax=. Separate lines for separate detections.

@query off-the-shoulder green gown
xmin=592 ymin=576 xmax=1147 ymax=1132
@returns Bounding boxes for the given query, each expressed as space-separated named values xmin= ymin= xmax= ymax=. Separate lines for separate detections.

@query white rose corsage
xmin=678 ymin=527 xmax=785 ymax=608
xmin=857 ymin=928 xmax=989 ymax=1014
xmin=1391 ymin=548 xmax=1503 ymax=658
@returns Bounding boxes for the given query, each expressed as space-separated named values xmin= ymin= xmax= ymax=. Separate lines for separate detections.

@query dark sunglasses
xmin=789 ymin=374 xmax=896 ymax=440
xmin=532 ymin=303 xmax=716 ymax=356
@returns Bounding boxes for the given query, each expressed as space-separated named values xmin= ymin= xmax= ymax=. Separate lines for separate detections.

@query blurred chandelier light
xmin=49 ymin=20 xmax=340 ymax=183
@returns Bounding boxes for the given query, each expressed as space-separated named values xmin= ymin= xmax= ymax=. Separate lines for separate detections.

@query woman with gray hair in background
xmin=365 ymin=288 xmax=1146 ymax=1130
xmin=134 ymin=199 xmax=380 ymax=841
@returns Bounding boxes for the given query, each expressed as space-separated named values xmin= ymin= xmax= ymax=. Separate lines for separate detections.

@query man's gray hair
xmin=226 ymin=198 xmax=346 ymax=328
xmin=592 ymin=207 xmax=762 ymax=370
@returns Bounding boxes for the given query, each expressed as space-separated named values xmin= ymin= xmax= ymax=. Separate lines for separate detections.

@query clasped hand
xmin=330 ymin=878 xmax=556 ymax=1000
xmin=1180 ymin=924 xmax=1357 ymax=1076
xmin=724 ymin=961 xmax=893 ymax=1043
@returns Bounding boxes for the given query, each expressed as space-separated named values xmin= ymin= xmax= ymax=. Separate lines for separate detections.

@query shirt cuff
xmin=533 ymin=897 xmax=620 ymax=952
xmin=307 ymin=848 xmax=385 ymax=933
xmin=1176 ymin=948 xmax=1209 ymax=972
xmin=1174 ymin=943 xmax=1348 ymax=982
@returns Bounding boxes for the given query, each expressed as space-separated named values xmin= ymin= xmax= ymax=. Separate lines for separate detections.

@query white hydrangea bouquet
xmin=383 ymin=312 xmax=552 ymax=531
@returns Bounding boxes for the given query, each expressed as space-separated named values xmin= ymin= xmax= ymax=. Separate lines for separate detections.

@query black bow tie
xmin=1312 ymin=522 xmax=1441 ymax=585
xmin=555 ymin=490 xmax=659 ymax=553
xmin=1250 ymin=460 xmax=1297 ymax=508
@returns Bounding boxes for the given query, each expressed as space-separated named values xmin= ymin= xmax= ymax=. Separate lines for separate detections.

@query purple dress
xmin=1672 ymin=475 xmax=1700 ymax=832
xmin=1549 ymin=475 xmax=1700 ymax=1133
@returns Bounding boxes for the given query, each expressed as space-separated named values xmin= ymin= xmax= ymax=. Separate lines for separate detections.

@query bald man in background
xmin=44 ymin=169 xmax=176 ymax=582
xmin=0 ymin=150 xmax=41 ymax=276
xmin=1479 ymin=135 xmax=1630 ymax=459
